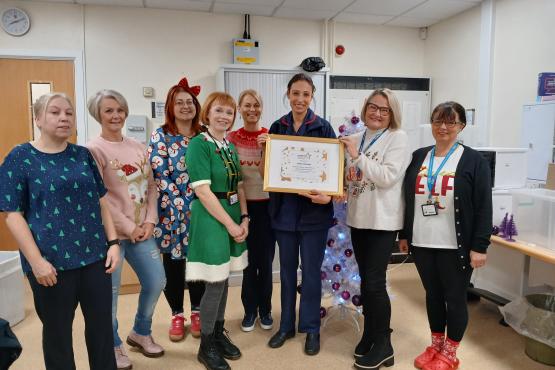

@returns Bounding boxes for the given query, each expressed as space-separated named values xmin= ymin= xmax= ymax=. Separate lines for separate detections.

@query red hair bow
xmin=177 ymin=77 xmax=201 ymax=97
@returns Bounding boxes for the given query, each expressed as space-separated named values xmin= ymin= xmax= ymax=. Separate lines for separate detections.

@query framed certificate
xmin=263 ymin=134 xmax=344 ymax=195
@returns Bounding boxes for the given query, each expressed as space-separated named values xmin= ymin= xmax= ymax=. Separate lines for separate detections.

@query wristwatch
xmin=240 ymin=214 xmax=251 ymax=222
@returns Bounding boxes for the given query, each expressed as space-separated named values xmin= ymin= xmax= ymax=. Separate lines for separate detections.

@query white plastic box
xmin=0 ymin=251 xmax=25 ymax=326
xmin=511 ymin=189 xmax=555 ymax=251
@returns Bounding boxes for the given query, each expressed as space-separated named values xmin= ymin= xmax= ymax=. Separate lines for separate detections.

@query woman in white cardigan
xmin=340 ymin=88 xmax=410 ymax=370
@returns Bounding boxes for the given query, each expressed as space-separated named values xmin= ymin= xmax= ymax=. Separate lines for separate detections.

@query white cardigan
xmin=345 ymin=128 xmax=410 ymax=230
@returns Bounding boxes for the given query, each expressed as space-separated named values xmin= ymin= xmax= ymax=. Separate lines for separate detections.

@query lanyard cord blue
xmin=358 ymin=128 xmax=388 ymax=155
xmin=426 ymin=143 xmax=459 ymax=201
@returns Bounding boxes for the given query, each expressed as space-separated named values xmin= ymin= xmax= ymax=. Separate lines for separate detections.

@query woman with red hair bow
xmin=148 ymin=77 xmax=206 ymax=342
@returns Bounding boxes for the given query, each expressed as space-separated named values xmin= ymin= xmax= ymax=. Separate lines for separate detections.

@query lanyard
xmin=206 ymin=131 xmax=240 ymax=191
xmin=358 ymin=128 xmax=388 ymax=154
xmin=426 ymin=143 xmax=459 ymax=201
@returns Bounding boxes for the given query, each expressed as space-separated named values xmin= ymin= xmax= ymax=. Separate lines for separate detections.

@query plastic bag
xmin=300 ymin=57 xmax=325 ymax=72
xmin=499 ymin=293 xmax=555 ymax=349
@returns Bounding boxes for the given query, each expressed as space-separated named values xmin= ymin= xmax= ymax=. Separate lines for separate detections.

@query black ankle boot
xmin=354 ymin=316 xmax=373 ymax=358
xmin=214 ymin=320 xmax=242 ymax=360
xmin=198 ymin=333 xmax=230 ymax=370
xmin=354 ymin=329 xmax=394 ymax=369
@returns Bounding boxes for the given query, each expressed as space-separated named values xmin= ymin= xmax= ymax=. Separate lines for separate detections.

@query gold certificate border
xmin=263 ymin=134 xmax=344 ymax=196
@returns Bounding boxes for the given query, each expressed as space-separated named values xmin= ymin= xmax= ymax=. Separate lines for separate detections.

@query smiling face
xmin=364 ymin=94 xmax=391 ymax=131
xmin=35 ymin=97 xmax=74 ymax=140
xmin=431 ymin=110 xmax=465 ymax=146
xmin=287 ymin=80 xmax=313 ymax=116
xmin=173 ymin=91 xmax=196 ymax=123
xmin=239 ymin=94 xmax=262 ymax=127
xmin=99 ymin=97 xmax=126 ymax=135
xmin=207 ymin=103 xmax=235 ymax=134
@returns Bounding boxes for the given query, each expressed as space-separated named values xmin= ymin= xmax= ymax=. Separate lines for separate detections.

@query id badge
xmin=228 ymin=192 xmax=238 ymax=205
xmin=421 ymin=203 xmax=438 ymax=217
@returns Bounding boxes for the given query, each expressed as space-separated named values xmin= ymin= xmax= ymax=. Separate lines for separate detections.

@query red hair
xmin=162 ymin=85 xmax=202 ymax=136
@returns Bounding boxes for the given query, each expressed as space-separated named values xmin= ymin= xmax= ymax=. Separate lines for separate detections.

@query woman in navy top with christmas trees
xmin=0 ymin=93 xmax=121 ymax=370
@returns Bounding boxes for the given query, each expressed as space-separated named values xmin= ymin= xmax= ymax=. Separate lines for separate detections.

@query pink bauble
xmin=339 ymin=124 xmax=346 ymax=133
xmin=344 ymin=248 xmax=353 ymax=257
xmin=352 ymin=294 xmax=362 ymax=306
xmin=351 ymin=116 xmax=360 ymax=124
xmin=320 ymin=307 xmax=327 ymax=318
xmin=341 ymin=290 xmax=351 ymax=300
xmin=333 ymin=264 xmax=342 ymax=272
xmin=332 ymin=282 xmax=340 ymax=291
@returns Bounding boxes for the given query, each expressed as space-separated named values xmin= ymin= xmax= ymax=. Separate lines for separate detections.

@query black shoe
xmin=214 ymin=320 xmax=241 ymax=360
xmin=198 ymin=333 xmax=230 ymax=370
xmin=354 ymin=313 xmax=373 ymax=358
xmin=304 ymin=333 xmax=320 ymax=356
xmin=268 ymin=330 xmax=295 ymax=348
xmin=354 ymin=329 xmax=394 ymax=369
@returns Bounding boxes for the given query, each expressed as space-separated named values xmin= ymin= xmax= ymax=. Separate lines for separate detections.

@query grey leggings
xmin=200 ymin=279 xmax=228 ymax=334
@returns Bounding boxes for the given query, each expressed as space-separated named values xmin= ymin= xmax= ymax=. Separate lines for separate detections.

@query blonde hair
xmin=200 ymin=92 xmax=237 ymax=126
xmin=33 ymin=93 xmax=74 ymax=119
xmin=361 ymin=88 xmax=402 ymax=130
xmin=238 ymin=89 xmax=263 ymax=107
xmin=87 ymin=89 xmax=129 ymax=124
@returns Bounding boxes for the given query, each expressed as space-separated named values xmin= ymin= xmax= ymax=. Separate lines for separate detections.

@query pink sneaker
xmin=168 ymin=314 xmax=186 ymax=342
xmin=126 ymin=331 xmax=165 ymax=358
xmin=114 ymin=345 xmax=132 ymax=370
xmin=190 ymin=311 xmax=201 ymax=338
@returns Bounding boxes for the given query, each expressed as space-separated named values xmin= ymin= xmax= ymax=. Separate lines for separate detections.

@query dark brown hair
xmin=287 ymin=73 xmax=316 ymax=94
xmin=431 ymin=101 xmax=466 ymax=125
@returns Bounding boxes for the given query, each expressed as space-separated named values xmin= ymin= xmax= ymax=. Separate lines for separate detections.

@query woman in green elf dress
xmin=185 ymin=92 xmax=248 ymax=370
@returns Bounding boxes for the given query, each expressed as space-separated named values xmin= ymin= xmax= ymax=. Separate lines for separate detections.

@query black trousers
xmin=162 ymin=254 xmax=205 ymax=314
xmin=28 ymin=260 xmax=116 ymax=370
xmin=350 ymin=228 xmax=396 ymax=337
xmin=241 ymin=201 xmax=276 ymax=317
xmin=412 ymin=247 xmax=473 ymax=342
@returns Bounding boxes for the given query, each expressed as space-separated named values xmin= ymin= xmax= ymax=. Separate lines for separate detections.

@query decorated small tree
xmin=505 ymin=214 xmax=518 ymax=242
xmin=498 ymin=212 xmax=509 ymax=237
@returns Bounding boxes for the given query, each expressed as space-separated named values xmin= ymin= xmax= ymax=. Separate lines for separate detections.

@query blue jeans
xmin=112 ymin=238 xmax=166 ymax=346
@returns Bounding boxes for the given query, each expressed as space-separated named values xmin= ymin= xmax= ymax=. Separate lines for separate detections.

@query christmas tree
xmin=319 ymin=110 xmax=365 ymax=318
xmin=505 ymin=214 xmax=518 ymax=242
xmin=498 ymin=212 xmax=509 ymax=237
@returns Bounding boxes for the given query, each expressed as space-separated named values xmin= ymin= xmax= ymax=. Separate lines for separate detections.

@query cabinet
xmin=521 ymin=102 xmax=555 ymax=181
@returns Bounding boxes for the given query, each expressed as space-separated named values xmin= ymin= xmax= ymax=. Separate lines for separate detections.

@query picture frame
xmin=263 ymin=134 xmax=344 ymax=196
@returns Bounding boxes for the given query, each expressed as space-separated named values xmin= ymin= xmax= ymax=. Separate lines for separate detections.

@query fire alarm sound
xmin=335 ymin=45 xmax=345 ymax=56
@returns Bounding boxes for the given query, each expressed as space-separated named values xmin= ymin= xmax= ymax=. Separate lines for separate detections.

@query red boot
xmin=190 ymin=311 xmax=201 ymax=338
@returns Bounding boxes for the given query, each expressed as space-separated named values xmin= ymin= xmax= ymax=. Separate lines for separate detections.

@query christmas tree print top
xmin=0 ymin=143 xmax=108 ymax=273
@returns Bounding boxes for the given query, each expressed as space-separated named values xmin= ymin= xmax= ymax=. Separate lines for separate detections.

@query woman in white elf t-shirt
xmin=399 ymin=101 xmax=492 ymax=370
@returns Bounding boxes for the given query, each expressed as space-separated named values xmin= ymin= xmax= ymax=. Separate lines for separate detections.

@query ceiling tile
xmin=23 ymin=0 xmax=75 ymax=3
xmin=274 ymin=7 xmax=337 ymax=20
xmin=334 ymin=12 xmax=393 ymax=25
xmin=213 ymin=2 xmax=276 ymax=16
xmin=345 ymin=0 xmax=425 ymax=15
xmin=145 ymin=0 xmax=211 ymax=11
xmin=402 ymin=0 xmax=477 ymax=19
xmin=281 ymin=0 xmax=353 ymax=12
xmin=76 ymin=0 xmax=143 ymax=6
xmin=386 ymin=16 xmax=438 ymax=28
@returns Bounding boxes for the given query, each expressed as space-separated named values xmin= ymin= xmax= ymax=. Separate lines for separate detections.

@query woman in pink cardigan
xmin=87 ymin=89 xmax=166 ymax=370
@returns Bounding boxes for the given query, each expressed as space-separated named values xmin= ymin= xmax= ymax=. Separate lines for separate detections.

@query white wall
xmin=424 ymin=5 xmax=481 ymax=110
xmin=1 ymin=0 xmax=427 ymax=140
xmin=490 ymin=0 xmax=555 ymax=147
xmin=332 ymin=22 xmax=425 ymax=77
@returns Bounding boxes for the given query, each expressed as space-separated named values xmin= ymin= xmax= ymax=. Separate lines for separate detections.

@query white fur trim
xmin=191 ymin=179 xmax=211 ymax=189
xmin=186 ymin=250 xmax=248 ymax=283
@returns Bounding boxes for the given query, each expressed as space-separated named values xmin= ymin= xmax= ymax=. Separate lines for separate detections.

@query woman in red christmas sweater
xmin=227 ymin=89 xmax=276 ymax=332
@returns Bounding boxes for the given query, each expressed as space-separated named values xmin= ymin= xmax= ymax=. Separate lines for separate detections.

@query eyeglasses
xmin=431 ymin=119 xmax=463 ymax=128
xmin=367 ymin=103 xmax=391 ymax=116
